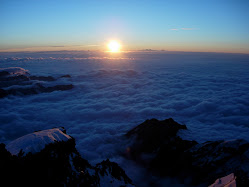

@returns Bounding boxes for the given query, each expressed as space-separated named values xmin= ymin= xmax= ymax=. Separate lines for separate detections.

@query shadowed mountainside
xmin=0 ymin=128 xmax=133 ymax=187
xmin=1 ymin=119 xmax=249 ymax=186
xmin=126 ymin=118 xmax=249 ymax=186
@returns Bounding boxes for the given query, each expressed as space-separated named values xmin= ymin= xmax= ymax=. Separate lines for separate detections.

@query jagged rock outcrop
xmin=0 ymin=67 xmax=73 ymax=98
xmin=190 ymin=139 xmax=249 ymax=186
xmin=0 ymin=128 xmax=133 ymax=187
xmin=125 ymin=118 xmax=197 ymax=174
xmin=125 ymin=118 xmax=249 ymax=186
xmin=96 ymin=159 xmax=133 ymax=186
xmin=6 ymin=83 xmax=73 ymax=96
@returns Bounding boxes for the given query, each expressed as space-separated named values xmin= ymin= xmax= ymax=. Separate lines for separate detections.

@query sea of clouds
xmin=0 ymin=51 xmax=249 ymax=186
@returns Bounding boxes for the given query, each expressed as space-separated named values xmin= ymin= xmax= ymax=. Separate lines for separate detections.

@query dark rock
xmin=0 ymin=71 xmax=10 ymax=77
xmin=60 ymin=74 xmax=71 ymax=78
xmin=126 ymin=118 xmax=187 ymax=139
xmin=3 ymin=84 xmax=73 ymax=97
xmin=189 ymin=139 xmax=249 ymax=186
xmin=125 ymin=118 xmax=197 ymax=183
xmin=0 ymin=69 xmax=30 ymax=89
xmin=96 ymin=159 xmax=133 ymax=185
xmin=6 ymin=83 xmax=43 ymax=95
xmin=30 ymin=75 xmax=56 ymax=81
xmin=1 ymin=129 xmax=133 ymax=187
xmin=149 ymin=137 xmax=197 ymax=177
xmin=0 ymin=74 xmax=30 ymax=82
xmin=125 ymin=118 xmax=193 ymax=159
xmin=0 ymin=67 xmax=75 ymax=98
xmin=0 ymin=74 xmax=31 ymax=91
xmin=125 ymin=118 xmax=249 ymax=186
xmin=0 ymin=88 xmax=8 ymax=98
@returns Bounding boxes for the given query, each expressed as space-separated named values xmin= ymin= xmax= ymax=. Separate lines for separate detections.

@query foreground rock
xmin=125 ymin=118 xmax=197 ymax=176
xmin=126 ymin=118 xmax=249 ymax=186
xmin=190 ymin=139 xmax=249 ymax=186
xmin=0 ymin=128 xmax=133 ymax=187
xmin=0 ymin=67 xmax=73 ymax=98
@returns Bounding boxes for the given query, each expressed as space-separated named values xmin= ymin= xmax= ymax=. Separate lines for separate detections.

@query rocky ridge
xmin=0 ymin=67 xmax=73 ymax=98
xmin=0 ymin=128 xmax=133 ymax=187
xmin=1 ymin=114 xmax=248 ymax=186
xmin=125 ymin=118 xmax=249 ymax=186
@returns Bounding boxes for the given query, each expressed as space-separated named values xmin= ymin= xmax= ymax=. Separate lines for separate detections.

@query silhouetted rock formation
xmin=30 ymin=75 xmax=56 ymax=81
xmin=0 ymin=128 xmax=133 ymax=187
xmin=125 ymin=118 xmax=197 ymax=175
xmin=190 ymin=139 xmax=249 ymax=186
xmin=0 ymin=70 xmax=10 ymax=77
xmin=125 ymin=118 xmax=249 ymax=186
xmin=60 ymin=74 xmax=71 ymax=78
xmin=0 ymin=88 xmax=8 ymax=98
xmin=0 ymin=67 xmax=73 ymax=98
xmin=5 ymin=83 xmax=73 ymax=96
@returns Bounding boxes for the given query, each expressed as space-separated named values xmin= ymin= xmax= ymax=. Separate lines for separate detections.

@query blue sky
xmin=1 ymin=0 xmax=249 ymax=53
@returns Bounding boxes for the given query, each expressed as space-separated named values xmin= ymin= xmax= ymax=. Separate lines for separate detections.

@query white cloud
xmin=0 ymin=51 xmax=249 ymax=185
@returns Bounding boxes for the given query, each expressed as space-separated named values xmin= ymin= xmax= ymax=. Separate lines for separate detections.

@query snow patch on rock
xmin=209 ymin=173 xmax=236 ymax=187
xmin=6 ymin=127 xmax=71 ymax=155
xmin=0 ymin=67 xmax=29 ymax=76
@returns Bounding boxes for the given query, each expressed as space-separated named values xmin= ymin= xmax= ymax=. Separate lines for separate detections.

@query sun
xmin=108 ymin=40 xmax=121 ymax=52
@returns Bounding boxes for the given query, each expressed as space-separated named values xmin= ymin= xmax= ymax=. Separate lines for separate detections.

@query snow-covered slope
xmin=209 ymin=173 xmax=236 ymax=187
xmin=1 ymin=127 xmax=134 ymax=187
xmin=6 ymin=127 xmax=71 ymax=155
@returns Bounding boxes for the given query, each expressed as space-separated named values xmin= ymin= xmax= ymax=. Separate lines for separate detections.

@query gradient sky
xmin=1 ymin=0 xmax=249 ymax=53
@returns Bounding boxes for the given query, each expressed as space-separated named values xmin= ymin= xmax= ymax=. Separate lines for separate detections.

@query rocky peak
xmin=125 ymin=118 xmax=249 ymax=186
xmin=0 ymin=128 xmax=134 ymax=187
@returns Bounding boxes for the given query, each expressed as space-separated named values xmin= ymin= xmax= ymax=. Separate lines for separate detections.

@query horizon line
xmin=0 ymin=49 xmax=249 ymax=55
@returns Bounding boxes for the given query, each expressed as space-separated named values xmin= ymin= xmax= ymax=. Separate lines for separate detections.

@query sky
xmin=1 ymin=0 xmax=249 ymax=53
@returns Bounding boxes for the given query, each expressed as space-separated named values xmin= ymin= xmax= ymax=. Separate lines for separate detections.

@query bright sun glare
xmin=108 ymin=40 xmax=121 ymax=52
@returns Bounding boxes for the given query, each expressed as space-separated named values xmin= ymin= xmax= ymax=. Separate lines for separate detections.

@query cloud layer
xmin=0 ymin=51 xmax=249 ymax=185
